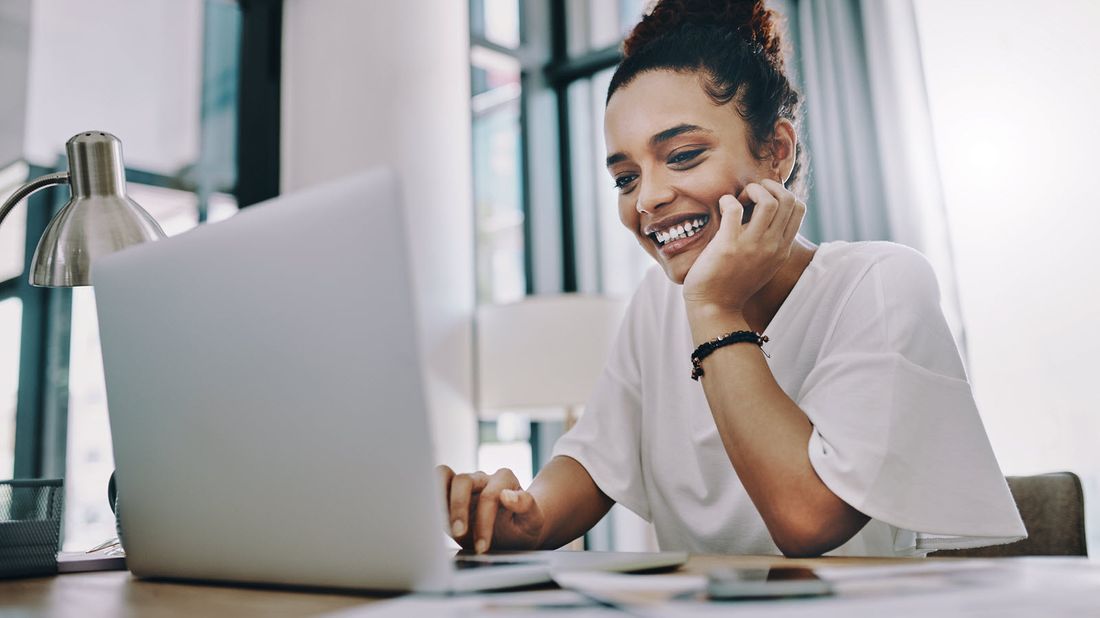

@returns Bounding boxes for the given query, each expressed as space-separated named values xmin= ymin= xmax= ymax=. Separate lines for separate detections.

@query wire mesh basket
xmin=0 ymin=479 xmax=64 ymax=579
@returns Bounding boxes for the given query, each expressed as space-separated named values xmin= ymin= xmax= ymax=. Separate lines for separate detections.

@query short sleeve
xmin=551 ymin=280 xmax=654 ymax=522
xmin=800 ymin=246 xmax=1026 ymax=549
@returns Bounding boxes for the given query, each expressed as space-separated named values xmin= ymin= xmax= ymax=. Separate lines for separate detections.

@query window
xmin=62 ymin=186 xmax=238 ymax=551
xmin=0 ymin=0 xmax=279 ymax=551
xmin=0 ymin=298 xmax=21 ymax=478
xmin=472 ymin=45 xmax=526 ymax=304
xmin=469 ymin=0 xmax=652 ymax=550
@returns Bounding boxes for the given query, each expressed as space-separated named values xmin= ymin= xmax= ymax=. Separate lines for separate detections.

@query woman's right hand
xmin=436 ymin=465 xmax=546 ymax=554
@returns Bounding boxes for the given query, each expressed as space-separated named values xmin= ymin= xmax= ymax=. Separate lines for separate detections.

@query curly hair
xmin=609 ymin=0 xmax=807 ymax=199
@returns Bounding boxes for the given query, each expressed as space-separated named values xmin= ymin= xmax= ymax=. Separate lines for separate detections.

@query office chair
xmin=936 ymin=472 xmax=1087 ymax=557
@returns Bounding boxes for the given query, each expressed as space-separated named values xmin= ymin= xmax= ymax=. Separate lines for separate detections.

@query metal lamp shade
xmin=29 ymin=132 xmax=166 ymax=287
xmin=30 ymin=194 xmax=165 ymax=287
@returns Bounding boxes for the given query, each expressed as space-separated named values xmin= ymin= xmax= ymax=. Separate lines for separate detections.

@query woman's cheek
xmin=618 ymin=197 xmax=638 ymax=230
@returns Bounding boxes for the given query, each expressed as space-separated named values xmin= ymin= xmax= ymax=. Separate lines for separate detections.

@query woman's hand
xmin=436 ymin=465 xmax=545 ymax=554
xmin=682 ymin=179 xmax=806 ymax=315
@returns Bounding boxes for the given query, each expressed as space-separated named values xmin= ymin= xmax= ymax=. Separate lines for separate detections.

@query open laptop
xmin=92 ymin=169 xmax=684 ymax=593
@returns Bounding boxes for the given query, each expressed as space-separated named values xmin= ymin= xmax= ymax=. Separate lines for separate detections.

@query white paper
xmin=325 ymin=558 xmax=1100 ymax=617
xmin=320 ymin=589 xmax=620 ymax=618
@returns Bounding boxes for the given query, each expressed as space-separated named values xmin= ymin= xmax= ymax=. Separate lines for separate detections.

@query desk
xmin=1 ymin=555 xmax=1095 ymax=617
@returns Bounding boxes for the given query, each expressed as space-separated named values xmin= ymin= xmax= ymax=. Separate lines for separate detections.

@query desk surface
xmin=0 ymin=554 xmax=1088 ymax=617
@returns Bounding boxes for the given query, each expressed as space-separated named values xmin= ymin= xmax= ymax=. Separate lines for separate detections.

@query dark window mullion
xmin=236 ymin=0 xmax=282 ymax=208
xmin=11 ymin=164 xmax=61 ymax=479
xmin=518 ymin=74 xmax=536 ymax=296
xmin=470 ymin=36 xmax=520 ymax=58
xmin=545 ymin=45 xmax=622 ymax=88
xmin=0 ymin=277 xmax=18 ymax=298
xmin=124 ymin=168 xmax=185 ymax=191
xmin=549 ymin=0 xmax=577 ymax=293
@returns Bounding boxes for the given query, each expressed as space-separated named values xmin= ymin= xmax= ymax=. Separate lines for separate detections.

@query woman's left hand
xmin=682 ymin=179 xmax=806 ymax=315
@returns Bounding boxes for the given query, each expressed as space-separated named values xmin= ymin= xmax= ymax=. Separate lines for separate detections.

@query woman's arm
xmin=687 ymin=305 xmax=869 ymax=557
xmin=683 ymin=179 xmax=867 ymax=557
xmin=438 ymin=455 xmax=613 ymax=553
xmin=529 ymin=455 xmax=615 ymax=548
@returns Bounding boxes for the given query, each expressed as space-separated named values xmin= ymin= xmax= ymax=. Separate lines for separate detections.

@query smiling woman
xmin=439 ymin=0 xmax=1028 ymax=558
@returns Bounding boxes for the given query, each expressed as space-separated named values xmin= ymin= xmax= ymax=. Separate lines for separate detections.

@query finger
xmin=759 ymin=179 xmax=797 ymax=242
xmin=782 ymin=199 xmax=806 ymax=245
xmin=449 ymin=472 xmax=489 ymax=541
xmin=435 ymin=465 xmax=455 ymax=532
xmin=474 ymin=469 xmax=520 ymax=554
xmin=501 ymin=489 xmax=546 ymax=537
xmin=738 ymin=183 xmax=780 ymax=234
xmin=717 ymin=194 xmax=745 ymax=242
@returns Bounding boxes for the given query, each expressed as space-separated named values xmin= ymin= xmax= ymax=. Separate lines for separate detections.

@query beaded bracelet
xmin=690 ymin=330 xmax=769 ymax=380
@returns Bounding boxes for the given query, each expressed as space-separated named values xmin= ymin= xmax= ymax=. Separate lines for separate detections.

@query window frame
xmin=6 ymin=0 xmax=282 ymax=481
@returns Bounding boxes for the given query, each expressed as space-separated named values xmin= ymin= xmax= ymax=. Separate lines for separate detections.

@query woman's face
xmin=604 ymin=70 xmax=781 ymax=284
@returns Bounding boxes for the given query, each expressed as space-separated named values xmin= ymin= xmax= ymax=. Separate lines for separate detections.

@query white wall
xmin=915 ymin=0 xmax=1100 ymax=546
xmin=24 ymin=0 xmax=203 ymax=173
xmin=282 ymin=0 xmax=477 ymax=469
xmin=0 ymin=1 xmax=30 ymax=166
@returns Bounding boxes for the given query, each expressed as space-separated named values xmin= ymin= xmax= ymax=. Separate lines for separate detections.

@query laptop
xmin=92 ymin=169 xmax=685 ymax=593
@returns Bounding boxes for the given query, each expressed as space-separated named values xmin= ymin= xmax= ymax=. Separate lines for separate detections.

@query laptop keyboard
xmin=454 ymin=558 xmax=539 ymax=570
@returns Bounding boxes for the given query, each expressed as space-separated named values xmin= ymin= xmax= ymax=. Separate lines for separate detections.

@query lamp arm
xmin=0 ymin=172 xmax=70 ymax=227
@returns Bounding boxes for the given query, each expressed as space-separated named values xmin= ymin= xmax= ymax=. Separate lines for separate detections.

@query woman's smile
xmin=646 ymin=213 xmax=712 ymax=259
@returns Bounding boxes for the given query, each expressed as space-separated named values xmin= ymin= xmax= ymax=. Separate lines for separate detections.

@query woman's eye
xmin=613 ymin=174 xmax=637 ymax=190
xmin=668 ymin=149 xmax=704 ymax=166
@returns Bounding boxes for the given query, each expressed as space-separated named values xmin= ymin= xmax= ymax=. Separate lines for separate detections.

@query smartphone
xmin=706 ymin=567 xmax=832 ymax=600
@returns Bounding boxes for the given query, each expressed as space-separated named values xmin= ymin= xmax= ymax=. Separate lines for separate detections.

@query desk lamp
xmin=0 ymin=131 xmax=166 ymax=287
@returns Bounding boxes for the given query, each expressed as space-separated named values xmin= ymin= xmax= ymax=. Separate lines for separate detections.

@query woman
xmin=439 ymin=0 xmax=1025 ymax=557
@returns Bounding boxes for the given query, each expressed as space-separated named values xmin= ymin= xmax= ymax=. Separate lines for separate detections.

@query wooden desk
xmin=0 ymin=555 xmax=931 ymax=617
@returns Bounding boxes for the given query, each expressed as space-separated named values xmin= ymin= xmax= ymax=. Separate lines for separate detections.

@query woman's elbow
xmin=771 ymin=510 xmax=870 ymax=558
xmin=774 ymin=533 xmax=836 ymax=558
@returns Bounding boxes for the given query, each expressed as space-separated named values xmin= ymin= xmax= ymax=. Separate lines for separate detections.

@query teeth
xmin=652 ymin=216 xmax=708 ymax=246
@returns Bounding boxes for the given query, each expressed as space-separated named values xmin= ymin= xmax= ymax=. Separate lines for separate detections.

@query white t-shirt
xmin=553 ymin=241 xmax=1026 ymax=557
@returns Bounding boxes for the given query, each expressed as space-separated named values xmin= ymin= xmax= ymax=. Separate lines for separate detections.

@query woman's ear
xmin=769 ymin=119 xmax=797 ymax=184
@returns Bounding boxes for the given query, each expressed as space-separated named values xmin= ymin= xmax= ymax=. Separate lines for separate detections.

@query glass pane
xmin=0 ymin=298 xmax=21 ymax=479
xmin=477 ymin=414 xmax=533 ymax=487
xmin=567 ymin=77 xmax=601 ymax=293
xmin=570 ymin=68 xmax=651 ymax=297
xmin=207 ymin=191 xmax=240 ymax=223
xmin=472 ymin=47 xmax=525 ymax=303
xmin=471 ymin=45 xmax=521 ymax=98
xmin=0 ymin=163 xmax=29 ymax=283
xmin=63 ymin=183 xmax=203 ymax=551
xmin=568 ymin=0 xmax=646 ymax=56
xmin=471 ymin=0 xmax=521 ymax=49
xmin=63 ymin=287 xmax=112 ymax=550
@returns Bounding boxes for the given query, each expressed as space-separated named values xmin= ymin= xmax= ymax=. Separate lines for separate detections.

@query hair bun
xmin=624 ymin=0 xmax=785 ymax=67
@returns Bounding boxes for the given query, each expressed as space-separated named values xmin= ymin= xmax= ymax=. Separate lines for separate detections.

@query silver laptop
xmin=93 ymin=169 xmax=684 ymax=593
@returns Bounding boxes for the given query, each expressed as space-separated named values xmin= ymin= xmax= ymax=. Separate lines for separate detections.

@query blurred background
xmin=1 ymin=0 xmax=1098 ymax=553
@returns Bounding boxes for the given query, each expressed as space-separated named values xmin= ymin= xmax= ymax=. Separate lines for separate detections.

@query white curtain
xmin=794 ymin=0 xmax=967 ymax=356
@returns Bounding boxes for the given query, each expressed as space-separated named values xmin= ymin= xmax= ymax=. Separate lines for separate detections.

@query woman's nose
xmin=635 ymin=177 xmax=675 ymax=215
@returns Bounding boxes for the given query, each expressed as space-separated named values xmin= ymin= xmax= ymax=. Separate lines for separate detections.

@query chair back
xmin=937 ymin=472 xmax=1087 ymax=557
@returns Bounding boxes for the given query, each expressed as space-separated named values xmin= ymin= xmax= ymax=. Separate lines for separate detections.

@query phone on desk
xmin=707 ymin=567 xmax=832 ymax=600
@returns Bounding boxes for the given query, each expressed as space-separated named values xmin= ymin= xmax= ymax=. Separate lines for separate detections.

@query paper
xmin=552 ymin=570 xmax=706 ymax=608
xmin=325 ymin=558 xmax=1100 ymax=617
xmin=321 ymin=589 xmax=620 ymax=617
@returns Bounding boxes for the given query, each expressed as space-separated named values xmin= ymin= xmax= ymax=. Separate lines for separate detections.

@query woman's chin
xmin=660 ymin=255 xmax=695 ymax=286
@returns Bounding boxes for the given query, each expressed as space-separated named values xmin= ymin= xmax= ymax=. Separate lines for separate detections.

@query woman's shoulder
xmin=818 ymin=240 xmax=932 ymax=272
xmin=816 ymin=241 xmax=939 ymax=296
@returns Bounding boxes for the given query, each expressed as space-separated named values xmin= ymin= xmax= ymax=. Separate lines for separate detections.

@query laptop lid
xmin=94 ymin=169 xmax=450 ymax=591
